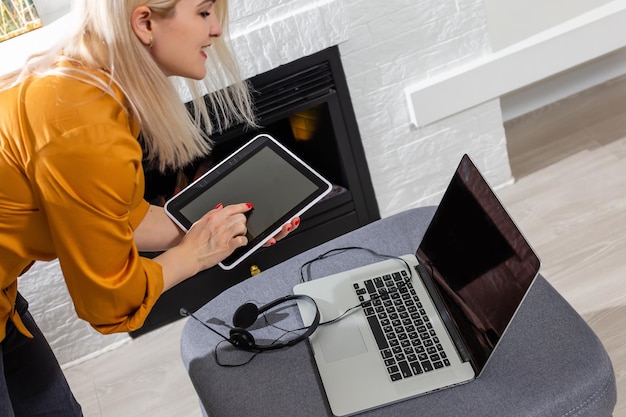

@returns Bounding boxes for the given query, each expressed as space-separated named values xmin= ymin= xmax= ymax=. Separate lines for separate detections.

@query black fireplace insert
xmin=132 ymin=46 xmax=379 ymax=337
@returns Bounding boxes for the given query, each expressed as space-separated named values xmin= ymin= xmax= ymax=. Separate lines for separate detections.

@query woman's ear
xmin=130 ymin=6 xmax=153 ymax=47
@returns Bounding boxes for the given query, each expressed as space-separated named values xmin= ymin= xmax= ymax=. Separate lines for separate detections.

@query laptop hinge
xmin=415 ymin=264 xmax=474 ymax=367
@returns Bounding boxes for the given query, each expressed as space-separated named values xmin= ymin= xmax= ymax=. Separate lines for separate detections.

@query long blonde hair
xmin=0 ymin=0 xmax=255 ymax=172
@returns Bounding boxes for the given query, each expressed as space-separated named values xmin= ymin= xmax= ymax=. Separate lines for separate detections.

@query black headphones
xmin=181 ymin=294 xmax=320 ymax=353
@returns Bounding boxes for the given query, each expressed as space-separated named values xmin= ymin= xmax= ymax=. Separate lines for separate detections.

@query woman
xmin=0 ymin=0 xmax=299 ymax=415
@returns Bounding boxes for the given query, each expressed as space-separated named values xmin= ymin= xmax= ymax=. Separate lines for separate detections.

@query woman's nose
xmin=210 ymin=16 xmax=222 ymax=38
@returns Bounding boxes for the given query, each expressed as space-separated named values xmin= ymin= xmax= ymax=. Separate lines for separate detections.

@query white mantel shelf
xmin=405 ymin=0 xmax=626 ymax=127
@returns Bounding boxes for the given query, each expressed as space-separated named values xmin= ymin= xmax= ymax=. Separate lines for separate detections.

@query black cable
xmin=193 ymin=246 xmax=417 ymax=367
xmin=299 ymin=246 xmax=415 ymax=326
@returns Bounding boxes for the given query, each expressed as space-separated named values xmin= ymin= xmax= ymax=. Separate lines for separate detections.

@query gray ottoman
xmin=181 ymin=207 xmax=617 ymax=417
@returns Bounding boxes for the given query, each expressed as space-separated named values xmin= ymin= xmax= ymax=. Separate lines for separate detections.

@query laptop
xmin=293 ymin=154 xmax=541 ymax=416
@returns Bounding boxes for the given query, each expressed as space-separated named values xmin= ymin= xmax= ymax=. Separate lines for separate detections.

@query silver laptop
xmin=293 ymin=154 xmax=541 ymax=416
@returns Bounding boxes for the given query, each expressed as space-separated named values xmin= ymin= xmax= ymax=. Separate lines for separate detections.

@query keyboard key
xmin=390 ymin=373 xmax=403 ymax=381
xmin=410 ymin=361 xmax=423 ymax=375
xmin=366 ymin=315 xmax=388 ymax=350
xmin=398 ymin=361 xmax=412 ymax=378
xmin=353 ymin=270 xmax=453 ymax=383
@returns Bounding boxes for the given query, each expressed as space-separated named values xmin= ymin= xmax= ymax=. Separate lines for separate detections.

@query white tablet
xmin=164 ymin=134 xmax=332 ymax=270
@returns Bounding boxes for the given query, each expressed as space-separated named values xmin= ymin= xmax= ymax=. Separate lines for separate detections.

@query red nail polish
xmin=246 ymin=203 xmax=254 ymax=209
xmin=294 ymin=218 xmax=300 ymax=226
xmin=214 ymin=203 xmax=223 ymax=209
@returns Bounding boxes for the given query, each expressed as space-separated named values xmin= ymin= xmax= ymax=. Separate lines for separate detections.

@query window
xmin=1 ymin=0 xmax=41 ymax=43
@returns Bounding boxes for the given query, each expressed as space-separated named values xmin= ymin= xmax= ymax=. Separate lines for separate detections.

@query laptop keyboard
xmin=353 ymin=270 xmax=451 ymax=382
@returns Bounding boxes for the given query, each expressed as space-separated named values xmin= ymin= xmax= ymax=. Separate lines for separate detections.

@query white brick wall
xmin=338 ymin=0 xmax=511 ymax=214
xmin=18 ymin=0 xmax=513 ymax=365
xmin=226 ymin=0 xmax=512 ymax=214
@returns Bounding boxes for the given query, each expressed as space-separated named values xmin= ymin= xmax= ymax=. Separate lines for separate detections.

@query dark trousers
xmin=0 ymin=293 xmax=82 ymax=417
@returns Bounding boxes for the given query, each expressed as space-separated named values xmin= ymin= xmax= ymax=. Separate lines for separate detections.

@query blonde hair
xmin=0 ymin=0 xmax=255 ymax=172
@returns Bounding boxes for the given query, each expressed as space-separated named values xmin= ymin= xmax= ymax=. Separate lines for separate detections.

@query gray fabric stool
xmin=181 ymin=207 xmax=617 ymax=417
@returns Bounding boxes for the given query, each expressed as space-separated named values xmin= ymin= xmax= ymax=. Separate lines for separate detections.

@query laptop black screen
xmin=417 ymin=155 xmax=540 ymax=373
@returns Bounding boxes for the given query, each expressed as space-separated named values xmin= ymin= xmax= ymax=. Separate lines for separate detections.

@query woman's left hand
xmin=263 ymin=217 xmax=300 ymax=247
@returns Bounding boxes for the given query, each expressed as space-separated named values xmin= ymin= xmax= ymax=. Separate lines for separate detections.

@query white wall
xmin=0 ymin=13 xmax=71 ymax=76
xmin=406 ymin=0 xmax=626 ymax=125
xmin=31 ymin=0 xmax=73 ymax=25
xmin=484 ymin=0 xmax=614 ymax=50
xmin=338 ymin=0 xmax=510 ymax=212
xmin=483 ymin=0 xmax=626 ymax=122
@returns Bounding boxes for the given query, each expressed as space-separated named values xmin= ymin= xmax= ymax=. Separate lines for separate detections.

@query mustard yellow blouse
xmin=0 ymin=65 xmax=164 ymax=341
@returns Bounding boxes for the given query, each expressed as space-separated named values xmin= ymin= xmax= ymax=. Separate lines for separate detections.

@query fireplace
xmin=132 ymin=46 xmax=379 ymax=337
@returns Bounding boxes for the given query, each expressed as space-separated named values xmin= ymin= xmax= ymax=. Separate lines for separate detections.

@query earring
xmin=149 ymin=37 xmax=154 ymax=50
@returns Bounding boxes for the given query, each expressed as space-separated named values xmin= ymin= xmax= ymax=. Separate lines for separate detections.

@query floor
xmin=63 ymin=76 xmax=626 ymax=416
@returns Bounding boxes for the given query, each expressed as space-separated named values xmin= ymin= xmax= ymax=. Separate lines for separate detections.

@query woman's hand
xmin=155 ymin=202 xmax=252 ymax=291
xmin=154 ymin=204 xmax=300 ymax=292
xmin=180 ymin=202 xmax=253 ymax=272
xmin=262 ymin=217 xmax=300 ymax=247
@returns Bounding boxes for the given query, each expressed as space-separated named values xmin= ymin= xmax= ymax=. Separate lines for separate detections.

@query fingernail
xmin=214 ymin=203 xmax=223 ymax=209
xmin=286 ymin=225 xmax=293 ymax=232
xmin=246 ymin=203 xmax=254 ymax=209
xmin=294 ymin=218 xmax=300 ymax=226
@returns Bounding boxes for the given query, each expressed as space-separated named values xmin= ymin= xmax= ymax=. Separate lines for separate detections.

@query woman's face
xmin=149 ymin=0 xmax=222 ymax=79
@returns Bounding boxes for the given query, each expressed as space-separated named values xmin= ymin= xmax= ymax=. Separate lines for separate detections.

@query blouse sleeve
xmin=31 ymin=121 xmax=164 ymax=334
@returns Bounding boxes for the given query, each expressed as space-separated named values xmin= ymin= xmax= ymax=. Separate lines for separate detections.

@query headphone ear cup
xmin=232 ymin=302 xmax=260 ymax=329
xmin=229 ymin=328 xmax=255 ymax=349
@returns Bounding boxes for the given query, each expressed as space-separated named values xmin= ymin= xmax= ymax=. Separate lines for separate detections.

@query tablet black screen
xmin=164 ymin=134 xmax=331 ymax=269
xmin=179 ymin=146 xmax=319 ymax=238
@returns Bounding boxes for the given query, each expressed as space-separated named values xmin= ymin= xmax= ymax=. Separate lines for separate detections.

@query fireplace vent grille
xmin=252 ymin=62 xmax=335 ymax=121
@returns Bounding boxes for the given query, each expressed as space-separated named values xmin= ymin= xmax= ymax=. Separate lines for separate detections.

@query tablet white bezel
xmin=164 ymin=133 xmax=332 ymax=270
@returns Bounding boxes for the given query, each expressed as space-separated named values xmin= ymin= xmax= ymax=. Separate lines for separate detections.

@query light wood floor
xmin=501 ymin=74 xmax=626 ymax=417
xmin=63 ymin=76 xmax=626 ymax=416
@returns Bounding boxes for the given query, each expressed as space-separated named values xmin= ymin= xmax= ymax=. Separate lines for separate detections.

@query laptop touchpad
xmin=320 ymin=315 xmax=368 ymax=363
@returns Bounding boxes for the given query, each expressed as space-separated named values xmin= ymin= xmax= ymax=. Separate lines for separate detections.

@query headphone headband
xmin=230 ymin=294 xmax=320 ymax=352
